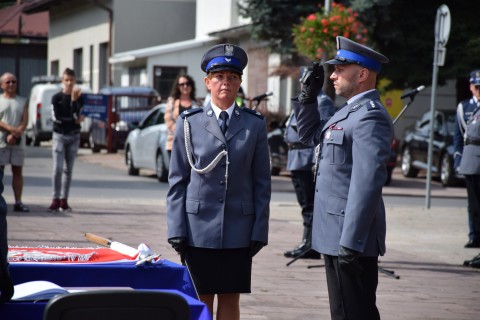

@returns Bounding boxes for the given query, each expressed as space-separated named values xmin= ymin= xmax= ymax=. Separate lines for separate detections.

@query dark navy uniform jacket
xmin=293 ymin=90 xmax=393 ymax=257
xmin=285 ymin=92 xmax=335 ymax=171
xmin=167 ymin=104 xmax=271 ymax=249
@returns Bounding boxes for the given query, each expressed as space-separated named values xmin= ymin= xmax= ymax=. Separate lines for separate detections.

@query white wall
xmin=196 ymin=0 xmax=250 ymax=38
xmin=49 ymin=3 xmax=110 ymax=92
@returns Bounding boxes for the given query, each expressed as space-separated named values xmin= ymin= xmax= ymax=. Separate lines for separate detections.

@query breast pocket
xmin=324 ymin=130 xmax=345 ymax=164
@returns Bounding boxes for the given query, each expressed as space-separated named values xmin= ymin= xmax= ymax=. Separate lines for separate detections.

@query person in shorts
xmin=0 ymin=72 xmax=29 ymax=212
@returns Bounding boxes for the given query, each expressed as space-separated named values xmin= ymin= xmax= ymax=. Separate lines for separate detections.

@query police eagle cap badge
xmin=224 ymin=45 xmax=234 ymax=56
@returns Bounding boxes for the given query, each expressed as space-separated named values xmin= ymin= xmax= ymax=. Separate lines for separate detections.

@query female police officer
xmin=167 ymin=44 xmax=271 ymax=320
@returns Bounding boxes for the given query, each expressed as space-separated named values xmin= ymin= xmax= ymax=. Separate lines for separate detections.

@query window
xmin=99 ymin=42 xmax=109 ymax=88
xmin=50 ymin=60 xmax=59 ymax=76
xmin=153 ymin=66 xmax=187 ymax=100
xmin=129 ymin=67 xmax=144 ymax=86
xmin=89 ymin=45 xmax=94 ymax=88
xmin=73 ymin=48 xmax=83 ymax=79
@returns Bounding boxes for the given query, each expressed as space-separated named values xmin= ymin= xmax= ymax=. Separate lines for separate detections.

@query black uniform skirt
xmin=185 ymin=246 xmax=252 ymax=295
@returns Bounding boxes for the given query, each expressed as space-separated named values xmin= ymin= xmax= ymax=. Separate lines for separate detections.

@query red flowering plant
xmin=292 ymin=2 xmax=369 ymax=61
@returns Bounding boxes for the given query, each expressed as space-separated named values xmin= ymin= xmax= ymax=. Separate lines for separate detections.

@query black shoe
xmin=464 ymin=253 xmax=480 ymax=268
xmin=301 ymin=250 xmax=321 ymax=259
xmin=464 ymin=239 xmax=480 ymax=248
xmin=284 ymin=246 xmax=321 ymax=259
xmin=13 ymin=203 xmax=30 ymax=212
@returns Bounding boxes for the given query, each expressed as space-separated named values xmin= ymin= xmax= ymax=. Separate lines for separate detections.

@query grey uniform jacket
xmin=293 ymin=90 xmax=393 ymax=257
xmin=167 ymin=104 xmax=271 ymax=249
xmin=458 ymin=107 xmax=480 ymax=175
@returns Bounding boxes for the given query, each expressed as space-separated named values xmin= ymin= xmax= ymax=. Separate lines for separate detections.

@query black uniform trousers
xmin=324 ymin=254 xmax=380 ymax=320
xmin=465 ymin=174 xmax=480 ymax=242
xmin=290 ymin=170 xmax=315 ymax=227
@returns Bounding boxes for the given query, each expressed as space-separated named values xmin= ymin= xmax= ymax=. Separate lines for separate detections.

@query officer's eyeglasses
xmin=178 ymin=82 xmax=191 ymax=87
xmin=4 ymin=80 xmax=16 ymax=85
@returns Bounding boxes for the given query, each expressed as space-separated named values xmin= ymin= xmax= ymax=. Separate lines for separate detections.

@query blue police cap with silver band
xmin=469 ymin=70 xmax=480 ymax=85
xmin=201 ymin=44 xmax=248 ymax=75
xmin=325 ymin=36 xmax=388 ymax=73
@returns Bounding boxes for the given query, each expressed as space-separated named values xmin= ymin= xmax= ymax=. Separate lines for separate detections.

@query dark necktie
xmin=220 ymin=111 xmax=229 ymax=134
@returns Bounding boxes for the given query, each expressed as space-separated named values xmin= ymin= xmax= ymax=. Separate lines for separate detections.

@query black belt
xmin=465 ymin=138 xmax=480 ymax=146
xmin=288 ymin=143 xmax=312 ymax=150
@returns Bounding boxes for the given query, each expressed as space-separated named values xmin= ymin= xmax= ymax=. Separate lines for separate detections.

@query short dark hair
xmin=63 ymin=68 xmax=76 ymax=78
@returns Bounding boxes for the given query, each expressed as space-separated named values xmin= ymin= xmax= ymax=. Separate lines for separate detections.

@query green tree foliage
xmin=351 ymin=0 xmax=480 ymax=89
xmin=240 ymin=0 xmax=480 ymax=90
xmin=238 ymin=0 xmax=320 ymax=55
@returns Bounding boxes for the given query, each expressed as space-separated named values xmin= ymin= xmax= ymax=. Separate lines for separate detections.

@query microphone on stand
xmin=400 ymin=85 xmax=425 ymax=100
xmin=251 ymin=91 xmax=273 ymax=102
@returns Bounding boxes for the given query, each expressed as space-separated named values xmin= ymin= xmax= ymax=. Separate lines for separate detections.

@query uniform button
xmin=315 ymin=189 xmax=318 ymax=192
xmin=218 ymin=198 xmax=224 ymax=203
xmin=340 ymin=210 xmax=345 ymax=214
xmin=222 ymin=144 xmax=226 ymax=149
xmin=220 ymin=181 xmax=225 ymax=185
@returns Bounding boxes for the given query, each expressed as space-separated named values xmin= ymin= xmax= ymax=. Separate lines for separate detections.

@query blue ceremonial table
xmin=0 ymin=260 xmax=211 ymax=320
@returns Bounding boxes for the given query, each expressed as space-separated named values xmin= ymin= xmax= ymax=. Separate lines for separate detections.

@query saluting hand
xmin=298 ymin=62 xmax=325 ymax=104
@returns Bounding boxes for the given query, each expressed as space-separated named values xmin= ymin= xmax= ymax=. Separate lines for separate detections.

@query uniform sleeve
xmin=292 ymin=97 xmax=326 ymax=146
xmin=166 ymin=116 xmax=190 ymax=239
xmin=453 ymin=102 xmax=465 ymax=157
xmin=340 ymin=109 xmax=392 ymax=252
xmin=250 ymin=117 xmax=271 ymax=244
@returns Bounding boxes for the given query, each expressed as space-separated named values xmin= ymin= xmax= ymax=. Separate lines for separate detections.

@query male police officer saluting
xmin=167 ymin=44 xmax=271 ymax=320
xmin=292 ymin=36 xmax=393 ymax=320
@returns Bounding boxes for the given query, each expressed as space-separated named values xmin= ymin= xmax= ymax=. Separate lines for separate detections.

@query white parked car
xmin=124 ymin=104 xmax=169 ymax=182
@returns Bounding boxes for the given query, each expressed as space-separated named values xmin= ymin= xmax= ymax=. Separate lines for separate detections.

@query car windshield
xmin=445 ymin=113 xmax=456 ymax=136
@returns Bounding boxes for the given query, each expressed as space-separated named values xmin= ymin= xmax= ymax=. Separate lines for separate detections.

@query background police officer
xmin=457 ymin=75 xmax=480 ymax=264
xmin=454 ymin=70 xmax=480 ymax=248
xmin=292 ymin=36 xmax=392 ymax=320
xmin=283 ymin=66 xmax=335 ymax=260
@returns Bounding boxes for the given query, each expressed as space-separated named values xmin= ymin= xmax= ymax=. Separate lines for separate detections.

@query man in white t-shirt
xmin=0 ymin=72 xmax=29 ymax=212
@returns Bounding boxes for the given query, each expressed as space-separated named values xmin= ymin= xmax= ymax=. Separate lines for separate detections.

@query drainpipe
xmin=89 ymin=0 xmax=113 ymax=86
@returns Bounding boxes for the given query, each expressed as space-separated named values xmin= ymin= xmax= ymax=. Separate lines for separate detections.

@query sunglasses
xmin=178 ymin=82 xmax=191 ymax=87
xmin=4 ymin=80 xmax=17 ymax=85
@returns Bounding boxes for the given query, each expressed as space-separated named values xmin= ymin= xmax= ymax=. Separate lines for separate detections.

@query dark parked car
xmin=89 ymin=86 xmax=161 ymax=153
xmin=400 ymin=109 xmax=461 ymax=186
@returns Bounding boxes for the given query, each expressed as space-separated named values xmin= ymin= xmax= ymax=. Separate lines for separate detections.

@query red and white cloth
xmin=8 ymin=247 xmax=136 ymax=264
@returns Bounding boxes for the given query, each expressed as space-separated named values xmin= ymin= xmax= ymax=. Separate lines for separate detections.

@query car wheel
xmin=156 ymin=151 xmax=168 ymax=182
xmin=89 ymin=132 xmax=101 ymax=153
xmin=440 ymin=153 xmax=455 ymax=186
xmin=126 ymin=147 xmax=139 ymax=176
xmin=401 ymin=147 xmax=419 ymax=178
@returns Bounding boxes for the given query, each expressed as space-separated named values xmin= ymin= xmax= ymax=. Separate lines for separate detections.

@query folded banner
xmin=7 ymin=247 xmax=136 ymax=263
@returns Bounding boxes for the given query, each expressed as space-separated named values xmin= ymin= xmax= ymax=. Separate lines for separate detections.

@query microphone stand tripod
xmin=286 ymin=95 xmax=419 ymax=278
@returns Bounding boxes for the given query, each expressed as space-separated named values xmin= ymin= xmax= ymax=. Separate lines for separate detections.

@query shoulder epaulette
xmin=242 ymin=107 xmax=264 ymax=119
xmin=366 ymin=100 xmax=381 ymax=111
xmin=180 ymin=107 xmax=203 ymax=119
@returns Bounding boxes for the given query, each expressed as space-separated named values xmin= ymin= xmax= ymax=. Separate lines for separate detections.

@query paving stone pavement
xmin=5 ymin=149 xmax=479 ymax=320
